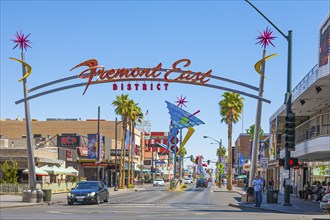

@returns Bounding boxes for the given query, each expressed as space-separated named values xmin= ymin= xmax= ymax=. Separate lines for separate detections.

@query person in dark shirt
xmin=304 ymin=181 xmax=312 ymax=200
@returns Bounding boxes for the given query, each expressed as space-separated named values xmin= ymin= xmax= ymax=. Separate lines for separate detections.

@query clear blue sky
xmin=1 ymin=1 xmax=329 ymax=167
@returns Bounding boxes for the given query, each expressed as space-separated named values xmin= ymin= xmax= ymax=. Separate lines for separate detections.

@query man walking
xmin=252 ymin=174 xmax=263 ymax=207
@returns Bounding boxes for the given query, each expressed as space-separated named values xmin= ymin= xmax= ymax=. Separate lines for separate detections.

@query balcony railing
xmin=295 ymin=113 xmax=330 ymax=144
xmin=270 ymin=64 xmax=329 ymax=122
xmin=291 ymin=65 xmax=319 ymax=101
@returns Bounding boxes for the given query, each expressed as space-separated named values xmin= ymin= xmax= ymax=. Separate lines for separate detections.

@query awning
xmin=23 ymin=166 xmax=49 ymax=176
xmin=40 ymin=165 xmax=59 ymax=175
xmin=64 ymin=166 xmax=79 ymax=176
xmin=53 ymin=166 xmax=69 ymax=175
xmin=142 ymin=169 xmax=151 ymax=173
xmin=237 ymin=175 xmax=247 ymax=179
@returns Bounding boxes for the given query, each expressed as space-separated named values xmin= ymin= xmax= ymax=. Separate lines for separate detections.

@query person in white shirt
xmin=223 ymin=178 xmax=228 ymax=187
xmin=252 ymin=175 xmax=263 ymax=207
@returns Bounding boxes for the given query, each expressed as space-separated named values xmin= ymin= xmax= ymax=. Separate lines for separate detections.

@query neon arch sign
xmin=15 ymin=58 xmax=271 ymax=105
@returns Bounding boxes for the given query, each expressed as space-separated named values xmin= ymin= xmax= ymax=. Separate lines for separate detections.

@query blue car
xmin=67 ymin=181 xmax=109 ymax=205
xmin=196 ymin=178 xmax=208 ymax=188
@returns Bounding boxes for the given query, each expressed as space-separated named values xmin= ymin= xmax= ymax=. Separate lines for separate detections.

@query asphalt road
xmin=0 ymin=184 xmax=326 ymax=220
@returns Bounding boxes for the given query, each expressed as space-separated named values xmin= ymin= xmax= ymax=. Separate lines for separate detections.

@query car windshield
xmin=155 ymin=179 xmax=163 ymax=181
xmin=76 ymin=182 xmax=98 ymax=189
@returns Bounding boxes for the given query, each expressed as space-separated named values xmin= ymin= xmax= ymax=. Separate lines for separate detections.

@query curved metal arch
xmin=16 ymin=78 xmax=271 ymax=105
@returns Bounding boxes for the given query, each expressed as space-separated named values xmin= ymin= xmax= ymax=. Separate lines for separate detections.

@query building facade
xmin=0 ymin=118 xmax=143 ymax=187
xmin=268 ymin=14 xmax=330 ymax=195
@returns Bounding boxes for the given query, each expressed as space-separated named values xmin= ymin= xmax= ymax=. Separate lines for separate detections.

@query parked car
xmin=320 ymin=193 xmax=330 ymax=212
xmin=153 ymin=178 xmax=165 ymax=187
xmin=183 ymin=177 xmax=193 ymax=184
xmin=196 ymin=178 xmax=208 ymax=188
xmin=67 ymin=181 xmax=109 ymax=205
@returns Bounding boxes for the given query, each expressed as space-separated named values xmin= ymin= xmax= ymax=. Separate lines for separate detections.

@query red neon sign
xmin=70 ymin=58 xmax=212 ymax=95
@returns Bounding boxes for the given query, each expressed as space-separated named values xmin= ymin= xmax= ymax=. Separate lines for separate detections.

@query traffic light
xmin=190 ymin=155 xmax=194 ymax=162
xmin=279 ymin=158 xmax=298 ymax=167
xmin=207 ymin=160 xmax=210 ymax=165
xmin=285 ymin=112 xmax=295 ymax=151
xmin=279 ymin=158 xmax=284 ymax=166
xmin=289 ymin=158 xmax=299 ymax=167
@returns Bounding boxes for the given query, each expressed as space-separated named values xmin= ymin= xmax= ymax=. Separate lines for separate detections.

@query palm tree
xmin=131 ymin=103 xmax=143 ymax=183
xmin=219 ymin=92 xmax=244 ymax=190
xmin=112 ymin=94 xmax=130 ymax=189
xmin=247 ymin=124 xmax=264 ymax=141
xmin=216 ymin=147 xmax=227 ymax=158
xmin=127 ymin=100 xmax=142 ymax=184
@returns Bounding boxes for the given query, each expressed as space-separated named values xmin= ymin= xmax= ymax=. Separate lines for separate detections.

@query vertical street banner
xmin=97 ymin=133 xmax=104 ymax=163
xmin=88 ymin=134 xmax=105 ymax=160
xmin=88 ymin=134 xmax=97 ymax=159
xmin=125 ymin=130 xmax=131 ymax=150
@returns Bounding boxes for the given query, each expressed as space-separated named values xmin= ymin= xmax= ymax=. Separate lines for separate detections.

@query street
xmin=1 ymin=184 xmax=328 ymax=220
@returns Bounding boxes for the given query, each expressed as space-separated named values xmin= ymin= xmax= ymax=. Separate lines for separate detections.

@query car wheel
xmin=96 ymin=195 xmax=101 ymax=204
xmin=68 ymin=201 xmax=74 ymax=205
xmin=104 ymin=194 xmax=109 ymax=203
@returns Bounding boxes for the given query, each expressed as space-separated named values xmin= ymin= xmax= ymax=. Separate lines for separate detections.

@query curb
xmin=228 ymin=203 xmax=288 ymax=214
xmin=213 ymin=190 xmax=243 ymax=195
xmin=0 ymin=200 xmax=66 ymax=209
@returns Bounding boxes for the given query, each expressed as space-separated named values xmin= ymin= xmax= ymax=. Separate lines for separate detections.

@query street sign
xmin=259 ymin=158 xmax=269 ymax=169
xmin=145 ymin=136 xmax=151 ymax=140
xmin=283 ymin=170 xmax=289 ymax=178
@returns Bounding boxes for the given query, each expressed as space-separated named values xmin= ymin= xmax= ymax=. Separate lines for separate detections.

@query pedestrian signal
xmin=289 ymin=158 xmax=299 ymax=167
xmin=279 ymin=159 xmax=284 ymax=166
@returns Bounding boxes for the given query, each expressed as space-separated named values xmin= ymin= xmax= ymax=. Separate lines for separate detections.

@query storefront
xmin=309 ymin=162 xmax=330 ymax=185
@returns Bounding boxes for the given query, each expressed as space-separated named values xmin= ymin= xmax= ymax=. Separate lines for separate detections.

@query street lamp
xmin=245 ymin=0 xmax=293 ymax=206
xmin=203 ymin=136 xmax=222 ymax=188
xmin=114 ymin=117 xmax=123 ymax=191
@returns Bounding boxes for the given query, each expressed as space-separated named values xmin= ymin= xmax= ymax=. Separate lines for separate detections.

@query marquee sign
xmin=70 ymin=58 xmax=212 ymax=95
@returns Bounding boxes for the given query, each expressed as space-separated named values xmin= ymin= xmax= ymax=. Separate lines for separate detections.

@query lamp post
xmin=114 ymin=117 xmax=123 ymax=191
xmin=11 ymin=32 xmax=37 ymax=193
xmin=245 ymin=0 xmax=293 ymax=206
xmin=204 ymin=136 xmax=222 ymax=188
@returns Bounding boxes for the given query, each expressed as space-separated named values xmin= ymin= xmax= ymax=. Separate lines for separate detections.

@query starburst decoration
xmin=256 ymin=27 xmax=276 ymax=49
xmin=175 ymin=95 xmax=188 ymax=108
xmin=11 ymin=31 xmax=32 ymax=51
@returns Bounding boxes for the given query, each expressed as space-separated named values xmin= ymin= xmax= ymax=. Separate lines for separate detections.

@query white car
xmin=153 ymin=179 xmax=165 ymax=187
xmin=320 ymin=193 xmax=330 ymax=212
xmin=183 ymin=178 xmax=193 ymax=184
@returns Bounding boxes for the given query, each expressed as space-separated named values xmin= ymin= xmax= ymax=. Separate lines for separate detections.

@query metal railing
xmin=295 ymin=112 xmax=330 ymax=144
xmin=270 ymin=64 xmax=329 ymax=122
xmin=0 ymin=183 xmax=28 ymax=195
xmin=291 ymin=65 xmax=319 ymax=101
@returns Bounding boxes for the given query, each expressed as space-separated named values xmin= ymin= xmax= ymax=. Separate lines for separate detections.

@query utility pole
xmin=97 ymin=106 xmax=100 ymax=181
xmin=218 ymin=139 xmax=222 ymax=188
xmin=245 ymin=0 xmax=293 ymax=206
xmin=114 ymin=117 xmax=118 ymax=191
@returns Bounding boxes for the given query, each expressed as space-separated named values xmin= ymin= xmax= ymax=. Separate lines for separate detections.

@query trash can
xmin=42 ymin=189 xmax=52 ymax=202
xmin=267 ymin=189 xmax=279 ymax=203
xmin=36 ymin=189 xmax=44 ymax=203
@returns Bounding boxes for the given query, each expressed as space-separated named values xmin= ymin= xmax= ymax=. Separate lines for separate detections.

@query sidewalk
xmin=213 ymin=184 xmax=329 ymax=216
xmin=0 ymin=185 xmax=148 ymax=209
